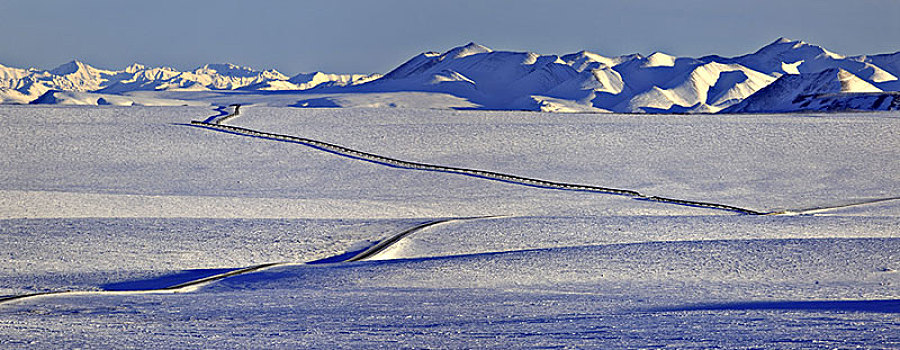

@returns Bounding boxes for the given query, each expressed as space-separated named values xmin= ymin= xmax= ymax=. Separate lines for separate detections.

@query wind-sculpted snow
xmin=1 ymin=105 xmax=898 ymax=347
xmin=0 ymin=216 xmax=481 ymax=304
xmin=0 ymin=217 xmax=431 ymax=295
xmin=4 ymin=236 xmax=896 ymax=348
xmin=3 ymin=38 xmax=899 ymax=113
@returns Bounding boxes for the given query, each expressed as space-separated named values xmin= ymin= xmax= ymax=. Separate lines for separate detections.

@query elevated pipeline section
xmin=190 ymin=105 xmax=765 ymax=215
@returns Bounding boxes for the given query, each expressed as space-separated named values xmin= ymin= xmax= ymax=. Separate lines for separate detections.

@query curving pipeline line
xmin=0 ymin=217 xmax=482 ymax=306
xmin=214 ymin=104 xmax=242 ymax=125
xmin=765 ymin=196 xmax=900 ymax=216
xmin=0 ymin=262 xmax=286 ymax=306
xmin=345 ymin=216 xmax=494 ymax=262
xmin=639 ymin=196 xmax=764 ymax=216
xmin=189 ymin=105 xmax=764 ymax=215
xmin=202 ymin=104 xmax=236 ymax=124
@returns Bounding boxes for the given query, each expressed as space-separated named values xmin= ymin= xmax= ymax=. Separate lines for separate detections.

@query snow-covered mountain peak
xmin=764 ymin=68 xmax=881 ymax=95
xmin=561 ymin=50 xmax=618 ymax=71
xmin=757 ymin=37 xmax=805 ymax=52
xmin=0 ymin=63 xmax=30 ymax=88
xmin=441 ymin=42 xmax=492 ymax=60
xmin=191 ymin=63 xmax=289 ymax=82
xmin=722 ymin=67 xmax=891 ymax=113
xmin=194 ymin=63 xmax=253 ymax=76
xmin=644 ymin=52 xmax=677 ymax=67
xmin=568 ymin=50 xmax=601 ymax=60
xmin=5 ymin=39 xmax=898 ymax=113
xmin=718 ymin=37 xmax=854 ymax=77
xmin=125 ymin=63 xmax=146 ymax=74
xmin=49 ymin=60 xmax=103 ymax=76
xmin=754 ymin=37 xmax=844 ymax=61
xmin=832 ymin=68 xmax=882 ymax=93
xmin=286 ymin=71 xmax=381 ymax=89
xmin=0 ymin=62 xmax=26 ymax=73
xmin=772 ymin=37 xmax=795 ymax=45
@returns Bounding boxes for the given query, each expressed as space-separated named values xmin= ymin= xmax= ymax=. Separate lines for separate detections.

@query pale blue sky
xmin=1 ymin=0 xmax=898 ymax=75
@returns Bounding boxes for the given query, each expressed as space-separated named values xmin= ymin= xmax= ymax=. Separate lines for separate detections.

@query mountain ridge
xmin=0 ymin=60 xmax=381 ymax=103
xmin=4 ymin=38 xmax=899 ymax=113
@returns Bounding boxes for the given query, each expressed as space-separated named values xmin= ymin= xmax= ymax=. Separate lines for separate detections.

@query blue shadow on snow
xmin=306 ymin=247 xmax=371 ymax=265
xmin=655 ymin=299 xmax=900 ymax=314
xmin=102 ymin=268 xmax=241 ymax=291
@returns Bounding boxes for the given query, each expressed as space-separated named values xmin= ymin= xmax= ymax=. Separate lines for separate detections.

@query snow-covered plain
xmin=0 ymin=105 xmax=898 ymax=348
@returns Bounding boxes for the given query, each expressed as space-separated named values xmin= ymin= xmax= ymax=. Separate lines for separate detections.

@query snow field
xmin=0 ymin=218 xmax=426 ymax=295
xmin=2 ymin=237 xmax=896 ymax=348
xmin=234 ymin=107 xmax=900 ymax=213
xmin=371 ymin=215 xmax=900 ymax=261
xmin=0 ymin=105 xmax=897 ymax=348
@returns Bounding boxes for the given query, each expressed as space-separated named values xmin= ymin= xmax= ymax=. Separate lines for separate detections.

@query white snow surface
xmin=0 ymin=60 xmax=379 ymax=104
xmin=724 ymin=69 xmax=893 ymax=113
xmin=0 ymin=105 xmax=898 ymax=348
xmin=4 ymin=38 xmax=900 ymax=114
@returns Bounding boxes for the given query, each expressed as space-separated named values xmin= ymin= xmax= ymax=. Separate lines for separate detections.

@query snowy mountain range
xmin=3 ymin=38 xmax=899 ymax=113
xmin=0 ymin=61 xmax=380 ymax=105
